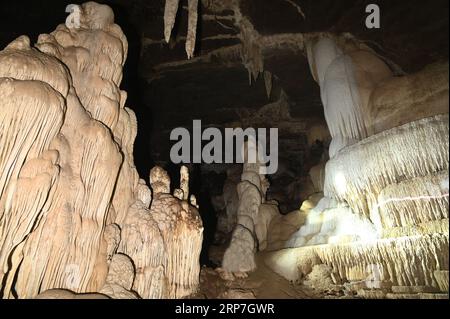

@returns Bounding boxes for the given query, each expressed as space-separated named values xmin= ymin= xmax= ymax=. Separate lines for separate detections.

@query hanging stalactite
xmin=164 ymin=0 xmax=180 ymax=44
xmin=164 ymin=0 xmax=199 ymax=59
xmin=186 ymin=0 xmax=199 ymax=59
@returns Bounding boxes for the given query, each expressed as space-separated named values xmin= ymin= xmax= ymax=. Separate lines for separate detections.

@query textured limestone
xmin=0 ymin=2 xmax=203 ymax=299
xmin=324 ymin=114 xmax=449 ymax=220
xmin=222 ymin=142 xmax=279 ymax=273
xmin=433 ymin=270 xmax=449 ymax=292
xmin=356 ymin=289 xmax=387 ymax=299
xmin=306 ymin=36 xmax=393 ymax=157
xmin=369 ymin=62 xmax=449 ymax=135
xmin=35 ymin=289 xmax=109 ymax=299
xmin=309 ymin=162 xmax=326 ymax=193
xmin=150 ymin=166 xmax=203 ymax=298
xmin=100 ymin=253 xmax=138 ymax=299
xmin=381 ymin=219 xmax=449 ymax=239
xmin=286 ymin=196 xmax=377 ymax=248
xmin=303 ymin=264 xmax=334 ymax=291
xmin=375 ymin=171 xmax=449 ymax=229
xmin=265 ymin=233 xmax=449 ymax=289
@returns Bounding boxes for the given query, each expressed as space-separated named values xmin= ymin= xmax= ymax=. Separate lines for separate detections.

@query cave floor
xmin=190 ymin=246 xmax=343 ymax=299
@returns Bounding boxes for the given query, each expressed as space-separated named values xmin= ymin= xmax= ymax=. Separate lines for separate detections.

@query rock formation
xmin=214 ymin=165 xmax=240 ymax=244
xmin=263 ymin=35 xmax=449 ymax=298
xmin=222 ymin=142 xmax=280 ymax=274
xmin=164 ymin=0 xmax=199 ymax=59
xmin=149 ymin=166 xmax=203 ymax=298
xmin=306 ymin=36 xmax=393 ymax=157
xmin=0 ymin=2 xmax=203 ymax=299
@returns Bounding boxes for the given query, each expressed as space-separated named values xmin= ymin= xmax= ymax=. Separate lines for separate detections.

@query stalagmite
xmin=174 ymin=188 xmax=184 ymax=200
xmin=255 ymin=202 xmax=279 ymax=251
xmin=136 ymin=179 xmax=152 ymax=208
xmin=0 ymin=3 xmax=127 ymax=297
xmin=222 ymin=142 xmax=280 ymax=273
xmin=190 ymin=194 xmax=199 ymax=209
xmin=100 ymin=253 xmax=138 ymax=299
xmin=150 ymin=166 xmax=203 ymax=298
xmin=180 ymin=165 xmax=190 ymax=200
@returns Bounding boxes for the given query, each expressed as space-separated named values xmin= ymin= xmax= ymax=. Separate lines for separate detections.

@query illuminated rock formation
xmin=0 ymin=2 xmax=126 ymax=298
xmin=273 ymin=114 xmax=449 ymax=294
xmin=150 ymin=166 xmax=203 ymax=298
xmin=99 ymin=253 xmax=138 ymax=299
xmin=306 ymin=36 xmax=393 ymax=157
xmin=265 ymin=194 xmax=322 ymax=251
xmin=368 ymin=61 xmax=449 ymax=135
xmin=267 ymin=82 xmax=448 ymax=297
xmin=286 ymin=197 xmax=377 ymax=248
xmin=164 ymin=0 xmax=199 ymax=59
xmin=117 ymin=201 xmax=167 ymax=299
xmin=0 ymin=2 xmax=203 ymax=299
xmin=324 ymin=114 xmax=449 ymax=221
xmin=266 ymin=233 xmax=448 ymax=291
xmin=222 ymin=142 xmax=280 ymax=274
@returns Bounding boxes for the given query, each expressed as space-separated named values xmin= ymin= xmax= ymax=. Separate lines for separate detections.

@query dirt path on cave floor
xmin=190 ymin=247 xmax=326 ymax=299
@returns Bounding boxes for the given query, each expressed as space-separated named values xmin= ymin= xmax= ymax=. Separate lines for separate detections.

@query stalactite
xmin=164 ymin=0 xmax=180 ymax=44
xmin=186 ymin=0 xmax=199 ymax=59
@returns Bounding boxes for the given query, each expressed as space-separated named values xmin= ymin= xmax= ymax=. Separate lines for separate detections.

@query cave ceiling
xmin=1 ymin=0 xmax=448 ymax=172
